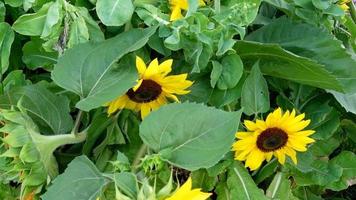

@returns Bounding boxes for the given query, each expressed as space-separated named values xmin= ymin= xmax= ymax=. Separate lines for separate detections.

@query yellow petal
xmin=145 ymin=58 xmax=159 ymax=78
xmin=136 ymin=56 xmax=147 ymax=76
xmin=245 ymin=149 xmax=265 ymax=170
xmin=244 ymin=120 xmax=258 ymax=131
xmin=140 ymin=103 xmax=151 ymax=119
xmin=170 ymin=6 xmax=183 ymax=21
xmin=159 ymin=59 xmax=173 ymax=76
xmin=132 ymin=79 xmax=143 ymax=91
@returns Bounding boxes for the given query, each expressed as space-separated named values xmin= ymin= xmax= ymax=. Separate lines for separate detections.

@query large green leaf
xmin=227 ymin=161 xmax=268 ymax=200
xmin=140 ymin=103 xmax=242 ymax=171
xmin=0 ymin=22 xmax=14 ymax=74
xmin=235 ymin=40 xmax=343 ymax=91
xmin=246 ymin=17 xmax=356 ymax=93
xmin=0 ymin=85 xmax=73 ymax=135
xmin=241 ymin=61 xmax=270 ymax=116
xmin=96 ymin=0 xmax=134 ymax=26
xmin=52 ymin=27 xmax=156 ymax=111
xmin=41 ymin=156 xmax=110 ymax=200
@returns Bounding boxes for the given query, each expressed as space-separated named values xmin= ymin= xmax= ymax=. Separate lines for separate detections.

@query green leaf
xmin=114 ymin=172 xmax=138 ymax=198
xmin=327 ymin=151 xmax=356 ymax=191
xmin=67 ymin=15 xmax=89 ymax=48
xmin=1 ymin=70 xmax=28 ymax=92
xmin=12 ymin=2 xmax=51 ymax=36
xmin=241 ymin=61 xmax=270 ymax=116
xmin=140 ymin=103 xmax=242 ymax=171
xmin=214 ymin=0 xmax=261 ymax=26
xmin=52 ymin=27 xmax=156 ymax=111
xmin=96 ymin=0 xmax=134 ymax=26
xmin=22 ymin=39 xmax=58 ymax=70
xmin=329 ymin=91 xmax=356 ymax=114
xmin=210 ymin=61 xmax=223 ymax=88
xmin=41 ymin=156 xmax=110 ymax=200
xmin=0 ymin=85 xmax=73 ymax=135
xmin=235 ymin=40 xmax=343 ymax=91
xmin=41 ymin=0 xmax=62 ymax=38
xmin=246 ymin=18 xmax=356 ymax=93
xmin=227 ymin=161 xmax=268 ymax=200
xmin=0 ymin=22 xmax=15 ymax=74
xmin=266 ymin=172 xmax=298 ymax=200
xmin=303 ymin=101 xmax=340 ymax=140
xmin=217 ymin=54 xmax=244 ymax=90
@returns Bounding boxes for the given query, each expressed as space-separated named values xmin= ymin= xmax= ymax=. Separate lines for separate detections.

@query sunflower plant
xmin=0 ymin=0 xmax=356 ymax=199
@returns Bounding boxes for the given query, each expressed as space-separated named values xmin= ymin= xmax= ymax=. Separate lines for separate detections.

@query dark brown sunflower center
xmin=256 ymin=128 xmax=288 ymax=152
xmin=126 ymin=80 xmax=162 ymax=103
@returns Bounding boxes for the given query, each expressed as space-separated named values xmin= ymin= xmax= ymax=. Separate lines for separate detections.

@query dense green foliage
xmin=0 ymin=0 xmax=355 ymax=199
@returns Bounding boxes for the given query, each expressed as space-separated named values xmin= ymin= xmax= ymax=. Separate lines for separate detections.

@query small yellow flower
xmin=165 ymin=177 xmax=211 ymax=200
xmin=107 ymin=56 xmax=193 ymax=119
xmin=232 ymin=108 xmax=316 ymax=171
xmin=338 ymin=0 xmax=351 ymax=11
xmin=169 ymin=0 xmax=206 ymax=21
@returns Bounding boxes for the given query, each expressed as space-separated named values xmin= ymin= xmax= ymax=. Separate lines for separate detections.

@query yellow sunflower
xmin=165 ymin=177 xmax=211 ymax=200
xmin=107 ymin=56 xmax=193 ymax=119
xmin=169 ymin=0 xmax=206 ymax=21
xmin=232 ymin=108 xmax=316 ymax=171
xmin=338 ymin=0 xmax=351 ymax=11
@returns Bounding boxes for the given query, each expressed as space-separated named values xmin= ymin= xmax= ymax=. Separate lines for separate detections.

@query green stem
xmin=132 ymin=144 xmax=148 ymax=169
xmin=214 ymin=0 xmax=220 ymax=14
xmin=71 ymin=110 xmax=83 ymax=135
xmin=349 ymin=1 xmax=356 ymax=24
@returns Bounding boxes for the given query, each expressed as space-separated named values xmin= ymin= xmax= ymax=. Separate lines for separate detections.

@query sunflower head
xmin=165 ymin=177 xmax=211 ymax=200
xmin=169 ymin=0 xmax=206 ymax=21
xmin=232 ymin=108 xmax=316 ymax=171
xmin=107 ymin=56 xmax=193 ymax=119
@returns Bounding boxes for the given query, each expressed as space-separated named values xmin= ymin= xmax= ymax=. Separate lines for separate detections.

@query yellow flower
xmin=338 ymin=0 xmax=351 ymax=11
xmin=165 ymin=177 xmax=211 ymax=200
xmin=169 ymin=0 xmax=206 ymax=21
xmin=232 ymin=108 xmax=316 ymax=171
xmin=107 ymin=56 xmax=193 ymax=119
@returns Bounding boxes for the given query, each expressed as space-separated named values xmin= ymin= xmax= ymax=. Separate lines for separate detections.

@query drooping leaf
xmin=140 ymin=103 xmax=242 ymax=171
xmin=241 ymin=61 xmax=270 ymax=116
xmin=41 ymin=156 xmax=110 ymax=200
xmin=0 ymin=22 xmax=15 ymax=74
xmin=0 ymin=85 xmax=73 ymax=135
xmin=246 ymin=17 xmax=356 ymax=93
xmin=96 ymin=0 xmax=134 ymax=26
xmin=235 ymin=40 xmax=343 ymax=91
xmin=328 ymin=90 xmax=356 ymax=114
xmin=52 ymin=27 xmax=156 ymax=111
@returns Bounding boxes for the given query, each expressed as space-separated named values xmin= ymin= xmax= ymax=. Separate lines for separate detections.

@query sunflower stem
xmin=214 ymin=0 xmax=221 ymax=14
xmin=133 ymin=144 xmax=148 ymax=170
xmin=348 ymin=1 xmax=356 ymax=23
xmin=71 ymin=110 xmax=84 ymax=136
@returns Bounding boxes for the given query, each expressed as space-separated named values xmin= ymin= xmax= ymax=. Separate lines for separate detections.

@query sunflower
xmin=165 ymin=177 xmax=211 ymax=200
xmin=169 ymin=0 xmax=206 ymax=21
xmin=107 ymin=56 xmax=193 ymax=119
xmin=338 ymin=0 xmax=351 ymax=11
xmin=232 ymin=108 xmax=316 ymax=171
